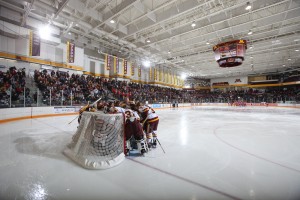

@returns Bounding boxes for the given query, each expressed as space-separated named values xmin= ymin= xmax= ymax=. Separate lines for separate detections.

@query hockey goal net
xmin=64 ymin=112 xmax=125 ymax=169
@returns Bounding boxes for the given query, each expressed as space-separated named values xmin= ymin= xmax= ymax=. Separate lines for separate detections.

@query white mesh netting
xmin=64 ymin=112 xmax=125 ymax=169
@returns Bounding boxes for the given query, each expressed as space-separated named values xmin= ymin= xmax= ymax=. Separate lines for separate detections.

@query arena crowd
xmin=0 ymin=68 xmax=299 ymax=107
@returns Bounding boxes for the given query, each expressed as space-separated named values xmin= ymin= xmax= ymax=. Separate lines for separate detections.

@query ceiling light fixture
xmin=206 ymin=42 xmax=210 ymax=45
xmin=142 ymin=60 xmax=150 ymax=67
xmin=248 ymin=30 xmax=253 ymax=35
xmin=146 ymin=38 xmax=151 ymax=43
xmin=245 ymin=2 xmax=252 ymax=10
xmin=39 ymin=24 xmax=51 ymax=39
xmin=110 ymin=19 xmax=115 ymax=23
xmin=168 ymin=50 xmax=171 ymax=54
xmin=191 ymin=21 xmax=196 ymax=27
xmin=295 ymin=49 xmax=299 ymax=52
xmin=283 ymin=65 xmax=286 ymax=67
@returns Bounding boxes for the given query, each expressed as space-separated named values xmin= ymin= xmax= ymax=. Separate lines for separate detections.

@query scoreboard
xmin=213 ymin=40 xmax=247 ymax=68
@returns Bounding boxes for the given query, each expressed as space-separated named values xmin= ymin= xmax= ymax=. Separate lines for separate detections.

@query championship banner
xmin=116 ymin=57 xmax=119 ymax=73
xmin=165 ymin=71 xmax=168 ymax=83
xmin=173 ymin=74 xmax=175 ymax=84
xmin=123 ymin=59 xmax=127 ymax=74
xmin=105 ymin=54 xmax=112 ymax=70
xmin=67 ymin=41 xmax=75 ymax=63
xmin=174 ymin=75 xmax=176 ymax=85
xmin=138 ymin=66 xmax=141 ymax=77
xmin=29 ymin=31 xmax=40 ymax=56
xmin=149 ymin=67 xmax=152 ymax=80
xmin=154 ymin=68 xmax=157 ymax=80
xmin=159 ymin=68 xmax=162 ymax=81
xmin=131 ymin=63 xmax=135 ymax=76
xmin=113 ymin=56 xmax=117 ymax=73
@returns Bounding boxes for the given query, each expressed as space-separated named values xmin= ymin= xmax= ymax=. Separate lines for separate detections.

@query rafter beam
xmin=81 ymin=0 xmax=137 ymax=38
xmin=53 ymin=0 xmax=70 ymax=19
xmin=138 ymin=0 xmax=293 ymax=50
xmin=21 ymin=0 xmax=35 ymax=26
xmin=120 ymin=0 xmax=216 ymax=40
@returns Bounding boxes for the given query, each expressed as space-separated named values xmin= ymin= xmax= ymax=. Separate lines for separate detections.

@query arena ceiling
xmin=0 ymin=0 xmax=300 ymax=79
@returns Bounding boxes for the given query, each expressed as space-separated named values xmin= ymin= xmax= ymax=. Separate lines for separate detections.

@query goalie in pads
xmin=124 ymin=109 xmax=147 ymax=155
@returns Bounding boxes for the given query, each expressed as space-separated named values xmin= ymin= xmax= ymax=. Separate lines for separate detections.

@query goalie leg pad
xmin=126 ymin=139 xmax=132 ymax=151
xmin=125 ymin=136 xmax=133 ymax=156
xmin=136 ymin=139 xmax=147 ymax=155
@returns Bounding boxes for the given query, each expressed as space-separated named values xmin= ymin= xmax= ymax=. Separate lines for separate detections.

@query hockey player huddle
xmin=78 ymin=98 xmax=159 ymax=156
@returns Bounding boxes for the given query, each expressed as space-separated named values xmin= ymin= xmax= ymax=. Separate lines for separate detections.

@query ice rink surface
xmin=0 ymin=106 xmax=300 ymax=200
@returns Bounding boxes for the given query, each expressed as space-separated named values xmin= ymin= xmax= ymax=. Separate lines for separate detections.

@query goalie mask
xmin=125 ymin=110 xmax=135 ymax=122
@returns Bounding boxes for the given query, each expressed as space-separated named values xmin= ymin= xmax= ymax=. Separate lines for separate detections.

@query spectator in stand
xmin=31 ymin=69 xmax=300 ymax=106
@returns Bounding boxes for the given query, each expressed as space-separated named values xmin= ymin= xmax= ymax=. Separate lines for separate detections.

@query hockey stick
xmin=68 ymin=115 xmax=79 ymax=124
xmin=156 ymin=138 xmax=166 ymax=154
xmin=90 ymin=97 xmax=102 ymax=107
xmin=68 ymin=97 xmax=102 ymax=125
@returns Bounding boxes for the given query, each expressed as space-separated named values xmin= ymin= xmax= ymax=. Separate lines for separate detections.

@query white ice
xmin=0 ymin=106 xmax=300 ymax=200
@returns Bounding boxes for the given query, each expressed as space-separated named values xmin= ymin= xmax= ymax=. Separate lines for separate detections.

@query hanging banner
xmin=159 ymin=68 xmax=162 ymax=81
xmin=67 ymin=41 xmax=75 ymax=63
xmin=116 ymin=57 xmax=119 ymax=73
xmin=165 ymin=70 xmax=168 ymax=83
xmin=105 ymin=54 xmax=112 ymax=70
xmin=29 ymin=31 xmax=40 ymax=56
xmin=149 ymin=67 xmax=152 ymax=80
xmin=123 ymin=59 xmax=127 ymax=74
xmin=138 ymin=65 xmax=141 ymax=77
xmin=113 ymin=56 xmax=117 ymax=73
xmin=154 ymin=68 xmax=157 ymax=80
xmin=131 ymin=63 xmax=135 ymax=76
xmin=172 ymin=73 xmax=175 ymax=84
